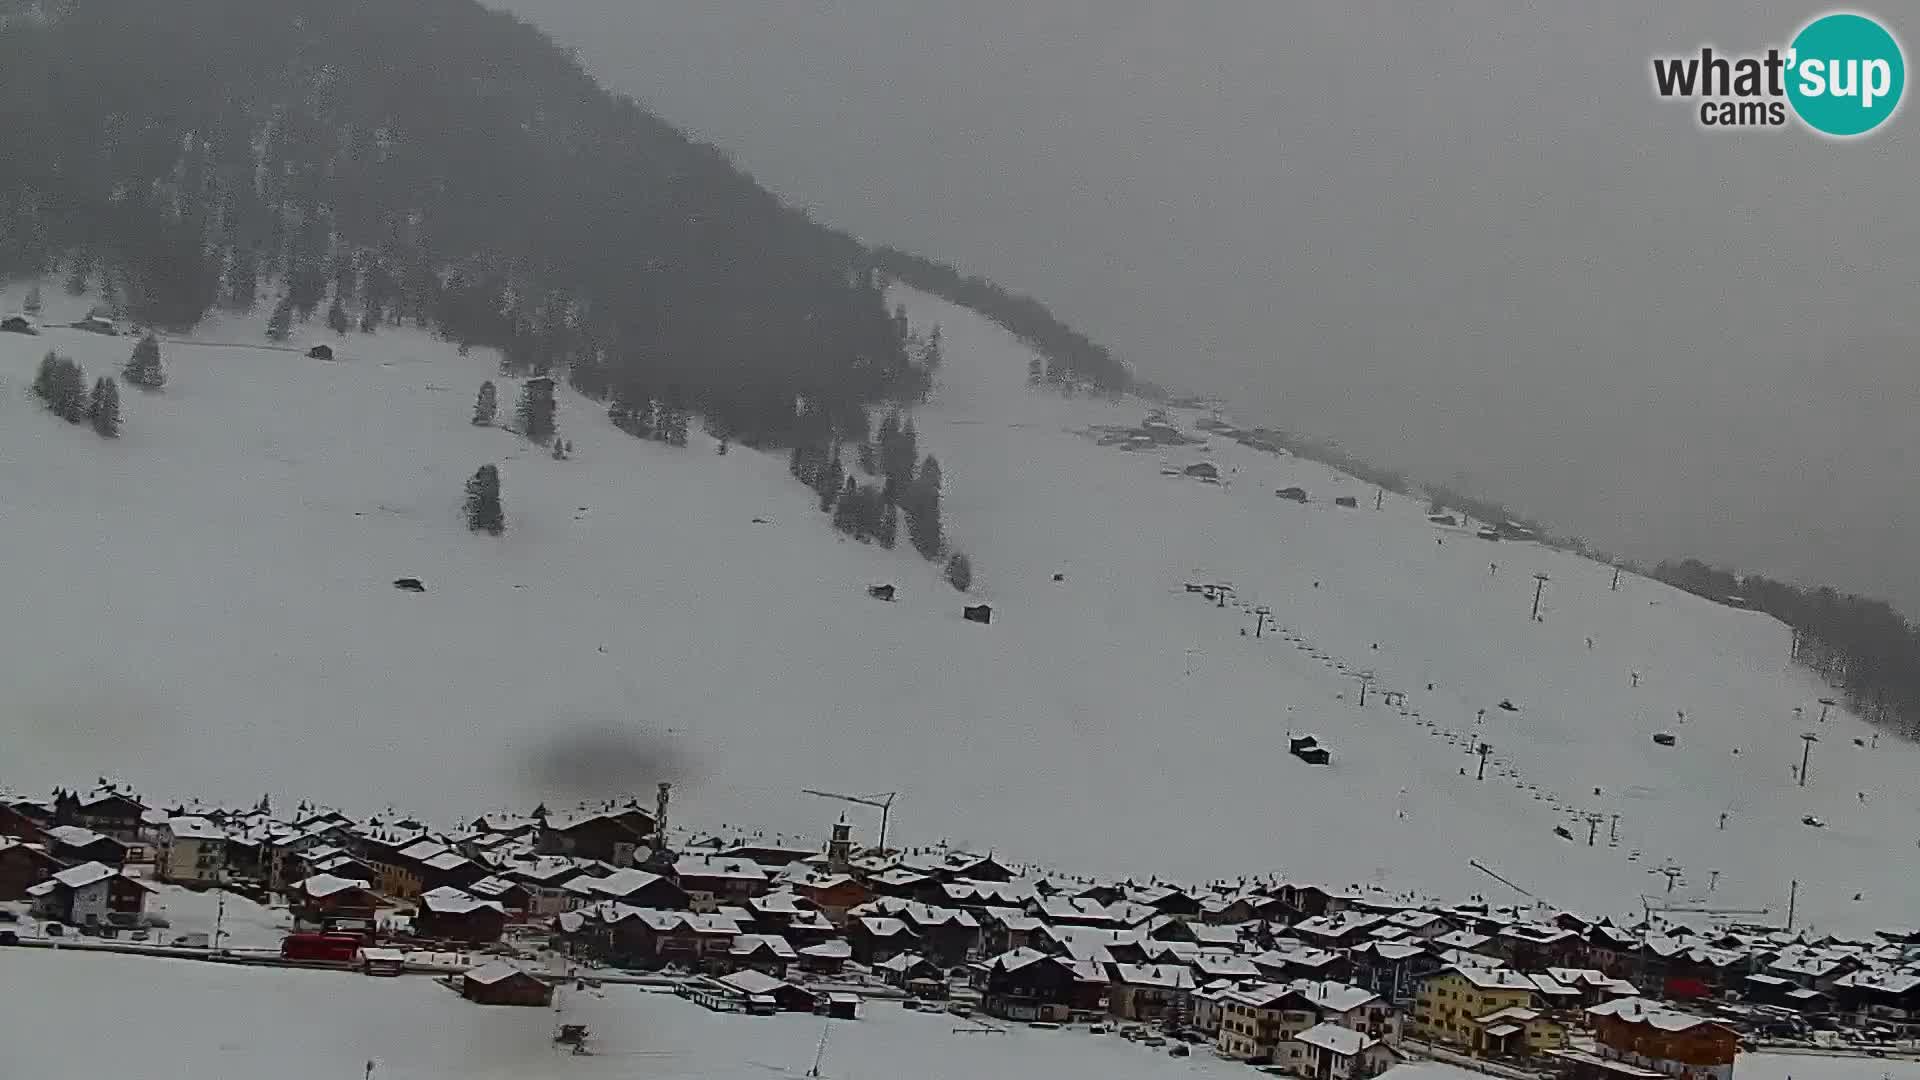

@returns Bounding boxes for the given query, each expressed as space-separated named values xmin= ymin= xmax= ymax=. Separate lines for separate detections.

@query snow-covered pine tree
xmin=906 ymin=454 xmax=944 ymax=560
xmin=32 ymin=351 xmax=60 ymax=403
xmin=88 ymin=376 xmax=121 ymax=437
xmin=472 ymin=380 xmax=497 ymax=426
xmin=37 ymin=353 xmax=88 ymax=423
xmin=265 ymin=296 xmax=293 ymax=342
xmin=326 ymin=294 xmax=349 ymax=335
xmin=123 ymin=334 xmax=165 ymax=389
xmin=464 ymin=464 xmax=504 ymax=535
xmin=23 ymin=284 xmax=42 ymax=315
xmin=944 ymin=551 xmax=972 ymax=593
xmin=517 ymin=377 xmax=556 ymax=443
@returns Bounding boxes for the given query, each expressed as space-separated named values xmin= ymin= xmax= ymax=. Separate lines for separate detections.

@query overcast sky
xmin=500 ymin=0 xmax=1920 ymax=612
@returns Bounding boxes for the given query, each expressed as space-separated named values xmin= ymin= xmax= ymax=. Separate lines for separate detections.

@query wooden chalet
xmin=460 ymin=962 xmax=552 ymax=1006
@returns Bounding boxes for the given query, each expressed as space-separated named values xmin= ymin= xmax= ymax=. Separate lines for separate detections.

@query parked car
xmin=44 ymin=922 xmax=64 ymax=937
xmin=171 ymin=932 xmax=210 ymax=948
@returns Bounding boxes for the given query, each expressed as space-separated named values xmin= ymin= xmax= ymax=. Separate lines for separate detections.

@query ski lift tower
xmin=803 ymin=789 xmax=898 ymax=854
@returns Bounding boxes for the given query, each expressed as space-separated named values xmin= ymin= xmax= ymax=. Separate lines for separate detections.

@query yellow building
xmin=1414 ymin=967 xmax=1545 ymax=1052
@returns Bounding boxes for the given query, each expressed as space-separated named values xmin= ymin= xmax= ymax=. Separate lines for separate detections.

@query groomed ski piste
xmin=3 ymin=278 xmax=1917 ymax=938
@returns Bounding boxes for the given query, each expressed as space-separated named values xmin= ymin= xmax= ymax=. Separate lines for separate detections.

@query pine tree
xmin=945 ymin=551 xmax=973 ymax=593
xmin=877 ymin=500 xmax=898 ymax=549
xmin=1028 ymin=356 xmax=1042 ymax=385
xmin=23 ymin=284 xmax=42 ymax=315
xmin=88 ymin=376 xmax=121 ymax=437
xmin=266 ymin=296 xmax=293 ymax=342
xmin=464 ymin=464 xmax=504 ymax=535
xmin=33 ymin=351 xmax=60 ymax=403
xmin=552 ymin=435 xmax=566 ymax=460
xmin=907 ymin=454 xmax=944 ymax=560
xmin=923 ymin=324 xmax=943 ymax=371
xmin=517 ymin=377 xmax=556 ymax=443
xmin=817 ymin=455 xmax=844 ymax=513
xmin=123 ymin=334 xmax=166 ymax=389
xmin=34 ymin=353 xmax=88 ymax=423
xmin=51 ymin=357 xmax=87 ymax=422
xmin=472 ymin=380 xmax=497 ymax=426
xmin=326 ymin=293 xmax=349 ymax=335
xmin=64 ymin=252 xmax=90 ymax=296
xmin=224 ymin=249 xmax=258 ymax=312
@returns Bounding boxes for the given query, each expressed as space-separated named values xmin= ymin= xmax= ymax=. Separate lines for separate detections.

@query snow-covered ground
xmin=4 ymin=280 xmax=1918 ymax=932
xmin=1 ymin=951 xmax=1914 ymax=1080
xmin=0 ymin=949 xmax=1244 ymax=1079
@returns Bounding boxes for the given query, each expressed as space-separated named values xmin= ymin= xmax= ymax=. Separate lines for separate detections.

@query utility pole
xmin=1798 ymin=732 xmax=1819 ymax=788
xmin=1475 ymin=742 xmax=1493 ymax=781
xmin=1787 ymin=879 xmax=1799 ymax=931
xmin=213 ymin=869 xmax=227 ymax=953
xmin=1609 ymin=813 xmax=1621 ymax=843
xmin=1531 ymin=573 xmax=1550 ymax=621
xmin=802 ymin=789 xmax=898 ymax=853
xmin=1656 ymin=865 xmax=1682 ymax=894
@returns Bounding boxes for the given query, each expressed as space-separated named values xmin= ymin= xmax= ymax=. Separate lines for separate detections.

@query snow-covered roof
xmin=855 ymin=916 xmax=915 ymax=939
xmin=1296 ymin=1022 xmax=1379 ymax=1056
xmin=1448 ymin=966 xmax=1538 ymax=991
xmin=44 ymin=825 xmax=112 ymax=848
xmin=731 ymin=934 xmax=798 ymax=959
xmin=463 ymin=961 xmax=535 ymax=986
xmin=586 ymin=868 xmax=668 ymax=897
xmin=674 ymin=854 xmax=768 ymax=882
xmin=719 ymin=969 xmax=797 ymax=997
xmin=47 ymin=861 xmax=122 ymax=890
xmin=1112 ymin=963 xmax=1196 ymax=989
xmin=423 ymin=893 xmax=506 ymax=916
xmin=986 ymin=947 xmax=1060 ymax=973
xmin=166 ymin=816 xmax=227 ymax=841
xmin=876 ymin=951 xmax=932 ymax=973
xmin=1586 ymin=997 xmax=1719 ymax=1032
xmin=295 ymin=873 xmax=374 ymax=899
xmin=800 ymin=940 xmax=853 ymax=959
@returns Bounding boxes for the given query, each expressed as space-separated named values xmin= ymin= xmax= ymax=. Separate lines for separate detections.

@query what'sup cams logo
xmin=1652 ymin=11 xmax=1905 ymax=137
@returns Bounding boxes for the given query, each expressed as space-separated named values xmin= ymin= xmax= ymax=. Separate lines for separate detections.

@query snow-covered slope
xmin=3 ymin=280 xmax=1915 ymax=934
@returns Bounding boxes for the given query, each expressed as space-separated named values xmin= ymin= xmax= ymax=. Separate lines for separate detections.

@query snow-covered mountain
xmin=4 ymin=280 xmax=1915 ymax=935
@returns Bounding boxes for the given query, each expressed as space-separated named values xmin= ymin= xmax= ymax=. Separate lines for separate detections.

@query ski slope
xmin=3 ymin=280 xmax=1917 ymax=934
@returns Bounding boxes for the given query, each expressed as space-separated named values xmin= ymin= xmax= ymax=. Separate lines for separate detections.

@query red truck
xmin=280 ymin=933 xmax=363 ymax=963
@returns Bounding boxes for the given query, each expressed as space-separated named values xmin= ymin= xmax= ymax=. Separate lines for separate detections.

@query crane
xmin=803 ymin=789 xmax=898 ymax=853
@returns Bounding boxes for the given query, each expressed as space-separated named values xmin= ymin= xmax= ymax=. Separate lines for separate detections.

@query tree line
xmin=1651 ymin=558 xmax=1920 ymax=740
xmin=870 ymin=245 xmax=1130 ymax=395
xmin=789 ymin=408 xmax=972 ymax=591
xmin=0 ymin=0 xmax=932 ymax=445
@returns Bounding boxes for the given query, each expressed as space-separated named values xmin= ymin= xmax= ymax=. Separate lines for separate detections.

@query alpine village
xmin=6 ymin=779 xmax=1919 ymax=1077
